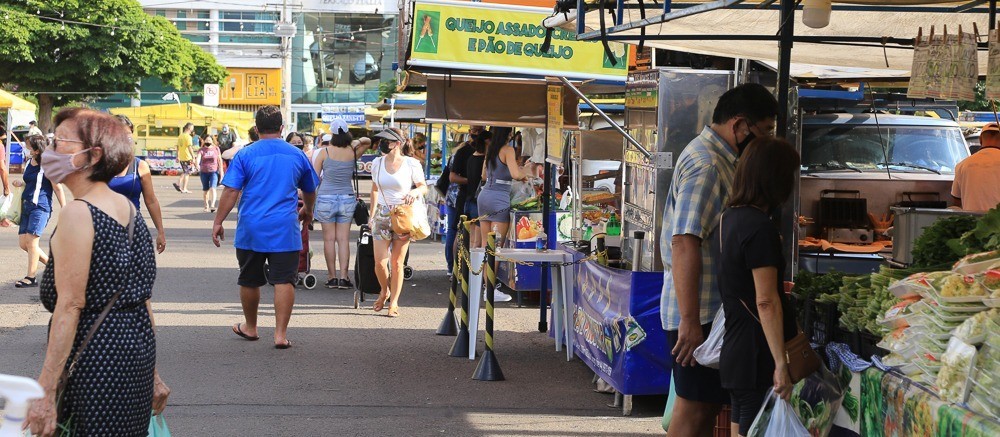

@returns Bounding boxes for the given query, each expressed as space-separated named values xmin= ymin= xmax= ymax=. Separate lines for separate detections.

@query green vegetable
xmin=912 ymin=215 xmax=979 ymax=268
xmin=961 ymin=205 xmax=1000 ymax=253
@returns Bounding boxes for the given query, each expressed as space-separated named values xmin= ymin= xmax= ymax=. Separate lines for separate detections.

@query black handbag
xmin=352 ymin=154 xmax=369 ymax=226
xmin=435 ymin=163 xmax=451 ymax=196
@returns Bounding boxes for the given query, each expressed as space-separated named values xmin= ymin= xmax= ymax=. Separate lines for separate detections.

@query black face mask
xmin=378 ymin=140 xmax=393 ymax=154
xmin=735 ymin=120 xmax=756 ymax=156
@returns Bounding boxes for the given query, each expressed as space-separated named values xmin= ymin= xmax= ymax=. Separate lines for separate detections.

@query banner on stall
xmin=572 ymin=261 xmax=670 ymax=396
xmin=409 ymin=0 xmax=630 ymax=81
xmin=987 ymin=30 xmax=1000 ymax=99
xmin=908 ymin=32 xmax=978 ymax=101
xmin=321 ymin=104 xmax=367 ymax=126
xmin=546 ymin=84 xmax=564 ymax=164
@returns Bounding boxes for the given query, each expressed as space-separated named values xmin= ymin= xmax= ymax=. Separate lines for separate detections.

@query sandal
xmin=373 ymin=293 xmax=389 ymax=312
xmin=14 ymin=276 xmax=37 ymax=288
xmin=387 ymin=305 xmax=400 ymax=318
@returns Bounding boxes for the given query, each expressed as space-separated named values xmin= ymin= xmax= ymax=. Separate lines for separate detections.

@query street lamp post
xmin=274 ymin=1 xmax=297 ymax=132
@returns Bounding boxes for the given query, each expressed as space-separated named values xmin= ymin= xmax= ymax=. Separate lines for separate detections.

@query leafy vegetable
xmin=961 ymin=205 xmax=1000 ymax=253
xmin=911 ymin=215 xmax=979 ymax=268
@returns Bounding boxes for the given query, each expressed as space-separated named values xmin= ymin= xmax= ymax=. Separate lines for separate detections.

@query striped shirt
xmin=660 ymin=127 xmax=738 ymax=331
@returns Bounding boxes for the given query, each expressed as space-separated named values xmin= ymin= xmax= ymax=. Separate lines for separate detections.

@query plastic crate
xmin=859 ymin=331 xmax=889 ymax=359
xmin=796 ymin=295 xmax=842 ymax=346
xmin=713 ymin=405 xmax=732 ymax=437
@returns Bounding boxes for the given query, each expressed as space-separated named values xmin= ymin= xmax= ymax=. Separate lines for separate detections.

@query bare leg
xmin=321 ymin=223 xmax=338 ymax=279
xmin=387 ymin=238 xmax=411 ymax=309
xmin=492 ymin=222 xmax=510 ymax=247
xmin=273 ymin=283 xmax=295 ymax=346
xmin=180 ymin=174 xmax=188 ymax=192
xmin=239 ymin=286 xmax=261 ymax=338
xmin=203 ymin=190 xmax=210 ymax=209
xmin=335 ymin=222 xmax=351 ymax=279
xmin=373 ymin=239 xmax=392 ymax=309
xmin=666 ymin=397 xmax=721 ymax=437
xmin=25 ymin=235 xmax=44 ymax=278
xmin=470 ymin=222 xmax=483 ymax=248
xmin=209 ymin=187 xmax=218 ymax=208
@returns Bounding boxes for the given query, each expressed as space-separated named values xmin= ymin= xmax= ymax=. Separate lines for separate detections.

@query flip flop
xmin=232 ymin=323 xmax=259 ymax=341
xmin=275 ymin=341 xmax=292 ymax=350
xmin=172 ymin=183 xmax=182 ymax=192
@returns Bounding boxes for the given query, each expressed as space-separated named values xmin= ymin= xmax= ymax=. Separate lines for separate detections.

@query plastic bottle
xmin=583 ymin=225 xmax=593 ymax=241
xmin=607 ymin=215 xmax=621 ymax=236
xmin=536 ymin=231 xmax=548 ymax=251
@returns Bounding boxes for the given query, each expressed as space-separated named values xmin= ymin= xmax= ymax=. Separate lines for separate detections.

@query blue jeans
xmin=445 ymin=205 xmax=460 ymax=273
xmin=314 ymin=194 xmax=357 ymax=224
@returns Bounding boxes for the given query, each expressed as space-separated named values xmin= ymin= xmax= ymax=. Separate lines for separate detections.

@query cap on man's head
xmin=983 ymin=123 xmax=1000 ymax=134
xmin=374 ymin=129 xmax=406 ymax=143
xmin=29 ymin=121 xmax=36 ymax=125
xmin=321 ymin=134 xmax=333 ymax=143
xmin=329 ymin=117 xmax=350 ymax=135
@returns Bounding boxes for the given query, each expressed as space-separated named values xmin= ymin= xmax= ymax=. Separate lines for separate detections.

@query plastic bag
xmin=660 ymin=377 xmax=677 ymax=431
xmin=788 ymin=366 xmax=846 ymax=436
xmin=0 ymin=186 xmax=24 ymax=226
xmin=694 ymin=309 xmax=725 ymax=369
xmin=409 ymin=199 xmax=432 ymax=241
xmin=148 ymin=413 xmax=172 ymax=437
xmin=510 ymin=180 xmax=536 ymax=206
xmin=747 ymin=389 xmax=811 ymax=437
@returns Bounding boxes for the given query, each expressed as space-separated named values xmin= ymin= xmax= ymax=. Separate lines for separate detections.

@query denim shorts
xmin=200 ymin=172 xmax=219 ymax=191
xmin=315 ymin=194 xmax=357 ymax=224
xmin=19 ymin=201 xmax=51 ymax=237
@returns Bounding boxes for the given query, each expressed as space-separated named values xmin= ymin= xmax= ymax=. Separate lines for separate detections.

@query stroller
xmin=353 ymin=225 xmax=414 ymax=309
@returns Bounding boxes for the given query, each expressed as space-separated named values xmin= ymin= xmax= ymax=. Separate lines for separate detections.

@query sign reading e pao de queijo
xmin=409 ymin=0 xmax=629 ymax=81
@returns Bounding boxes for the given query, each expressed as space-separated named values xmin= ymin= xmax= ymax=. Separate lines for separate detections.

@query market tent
xmin=1 ymin=90 xmax=37 ymax=170
xmin=109 ymin=103 xmax=255 ymax=135
xmin=581 ymin=3 xmax=988 ymax=79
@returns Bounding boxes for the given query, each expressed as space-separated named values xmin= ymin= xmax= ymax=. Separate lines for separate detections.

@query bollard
xmin=473 ymin=231 xmax=505 ymax=381
xmin=596 ymin=235 xmax=607 ymax=266
xmin=449 ymin=217 xmax=472 ymax=357
xmin=436 ymin=251 xmax=459 ymax=336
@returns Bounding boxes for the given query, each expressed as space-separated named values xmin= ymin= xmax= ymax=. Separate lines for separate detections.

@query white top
xmin=372 ymin=156 xmax=425 ymax=206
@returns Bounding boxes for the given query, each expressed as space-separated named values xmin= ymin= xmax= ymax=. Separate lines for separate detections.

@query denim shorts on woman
xmin=18 ymin=201 xmax=52 ymax=237
xmin=315 ymin=194 xmax=357 ymax=224
xmin=200 ymin=172 xmax=219 ymax=191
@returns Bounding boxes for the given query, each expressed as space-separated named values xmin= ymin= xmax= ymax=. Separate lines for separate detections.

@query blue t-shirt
xmin=21 ymin=161 xmax=54 ymax=211
xmin=222 ymin=138 xmax=318 ymax=252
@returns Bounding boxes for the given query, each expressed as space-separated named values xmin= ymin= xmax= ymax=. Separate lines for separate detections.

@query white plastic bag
xmin=694 ymin=308 xmax=725 ymax=368
xmin=0 ymin=186 xmax=24 ymax=225
xmin=510 ymin=179 xmax=536 ymax=206
xmin=747 ymin=389 xmax=811 ymax=437
xmin=409 ymin=198 xmax=432 ymax=241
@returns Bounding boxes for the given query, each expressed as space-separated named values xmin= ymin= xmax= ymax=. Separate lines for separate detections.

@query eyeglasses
xmin=52 ymin=137 xmax=84 ymax=149
xmin=416 ymin=146 xmax=426 ymax=151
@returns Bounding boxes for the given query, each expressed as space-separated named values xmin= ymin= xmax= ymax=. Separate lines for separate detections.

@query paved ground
xmin=0 ymin=176 xmax=664 ymax=436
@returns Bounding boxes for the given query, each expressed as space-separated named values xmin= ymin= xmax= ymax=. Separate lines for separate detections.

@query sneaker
xmin=324 ymin=278 xmax=338 ymax=289
xmin=486 ymin=286 xmax=514 ymax=302
xmin=339 ymin=278 xmax=354 ymax=289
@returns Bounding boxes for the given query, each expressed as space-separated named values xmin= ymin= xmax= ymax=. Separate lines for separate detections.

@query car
xmin=965 ymin=131 xmax=981 ymax=154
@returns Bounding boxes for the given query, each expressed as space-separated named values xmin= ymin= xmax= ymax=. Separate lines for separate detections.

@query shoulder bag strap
xmin=353 ymin=150 xmax=360 ymax=197
xmin=58 ymin=202 xmax=136 ymax=392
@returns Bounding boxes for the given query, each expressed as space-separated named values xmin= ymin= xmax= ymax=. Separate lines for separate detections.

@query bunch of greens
xmin=911 ymin=215 xmax=980 ymax=268
xmin=959 ymin=206 xmax=1000 ymax=253
xmin=793 ymin=271 xmax=847 ymax=300
xmin=817 ymin=266 xmax=927 ymax=336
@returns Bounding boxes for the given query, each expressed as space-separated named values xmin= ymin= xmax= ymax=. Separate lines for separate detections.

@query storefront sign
xmin=409 ymin=0 xmax=629 ymax=81
xmin=220 ymin=68 xmax=281 ymax=106
xmin=572 ymin=260 xmax=670 ymax=395
xmin=321 ymin=103 xmax=367 ymax=126
xmin=625 ymin=70 xmax=659 ymax=108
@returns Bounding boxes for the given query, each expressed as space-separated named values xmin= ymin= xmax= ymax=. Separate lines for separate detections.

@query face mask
xmin=41 ymin=148 xmax=90 ymax=184
xmin=378 ymin=140 xmax=394 ymax=154
xmin=735 ymin=120 xmax=756 ymax=156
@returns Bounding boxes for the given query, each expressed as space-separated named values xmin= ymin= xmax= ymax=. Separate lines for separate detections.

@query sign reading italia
xmin=409 ymin=0 xmax=629 ymax=81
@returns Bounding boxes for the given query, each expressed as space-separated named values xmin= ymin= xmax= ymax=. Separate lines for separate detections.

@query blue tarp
xmin=572 ymin=260 xmax=670 ymax=395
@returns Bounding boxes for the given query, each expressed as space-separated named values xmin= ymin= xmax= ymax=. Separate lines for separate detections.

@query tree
xmin=0 ymin=0 xmax=228 ymax=132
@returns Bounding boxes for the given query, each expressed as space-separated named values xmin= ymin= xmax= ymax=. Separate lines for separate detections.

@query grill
xmin=818 ymin=190 xmax=869 ymax=230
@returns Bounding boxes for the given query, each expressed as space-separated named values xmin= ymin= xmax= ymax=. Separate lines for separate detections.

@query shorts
xmin=18 ymin=202 xmax=51 ymax=237
xmin=315 ymin=194 xmax=357 ymax=224
xmin=666 ymin=323 xmax=729 ymax=405
xmin=200 ymin=172 xmax=219 ymax=191
xmin=236 ymin=249 xmax=299 ymax=287
xmin=464 ymin=200 xmax=479 ymax=220
xmin=179 ymin=160 xmax=193 ymax=174
xmin=730 ymin=388 xmax=768 ymax=436
xmin=371 ymin=204 xmax=409 ymax=241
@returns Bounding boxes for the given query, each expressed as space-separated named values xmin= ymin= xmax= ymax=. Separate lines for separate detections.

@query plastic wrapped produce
xmin=953 ymin=251 xmax=1000 ymax=275
xmin=935 ymin=337 xmax=977 ymax=403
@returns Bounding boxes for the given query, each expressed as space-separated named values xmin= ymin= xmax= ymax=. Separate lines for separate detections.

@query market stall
xmin=109 ymin=103 xmax=254 ymax=173
xmin=1 ymin=90 xmax=36 ymax=172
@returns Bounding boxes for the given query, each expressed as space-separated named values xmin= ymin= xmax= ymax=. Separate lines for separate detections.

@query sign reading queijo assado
xmin=409 ymin=0 xmax=629 ymax=81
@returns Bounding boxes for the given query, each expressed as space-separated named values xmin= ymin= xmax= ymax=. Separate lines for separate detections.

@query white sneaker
xmin=486 ymin=287 xmax=514 ymax=302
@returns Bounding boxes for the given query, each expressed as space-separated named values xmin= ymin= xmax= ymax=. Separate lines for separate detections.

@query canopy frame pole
xmin=991 ymin=0 xmax=997 ymax=30
xmin=556 ymin=77 xmax=651 ymax=159
xmin=578 ymin=0 xmax=745 ymax=40
xmin=777 ymin=0 xmax=795 ymax=137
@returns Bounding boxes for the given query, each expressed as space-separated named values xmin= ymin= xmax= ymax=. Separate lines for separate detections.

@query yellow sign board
xmin=220 ymin=68 xmax=281 ymax=105
xmin=546 ymin=84 xmax=564 ymax=163
xmin=410 ymin=0 xmax=629 ymax=81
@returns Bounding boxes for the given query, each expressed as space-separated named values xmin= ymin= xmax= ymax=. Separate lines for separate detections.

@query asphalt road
xmin=0 ymin=176 xmax=664 ymax=436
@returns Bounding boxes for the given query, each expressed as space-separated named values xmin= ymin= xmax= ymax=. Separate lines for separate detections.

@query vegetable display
xmin=911 ymin=215 xmax=979 ymax=268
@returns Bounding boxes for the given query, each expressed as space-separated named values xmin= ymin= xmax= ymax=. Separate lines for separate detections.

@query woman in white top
xmin=369 ymin=128 xmax=427 ymax=317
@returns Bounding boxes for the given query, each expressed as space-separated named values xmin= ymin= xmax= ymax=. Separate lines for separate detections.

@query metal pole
xmin=539 ymin=130 xmax=551 ymax=334
xmin=473 ymin=231 xmax=505 ymax=381
xmin=991 ymin=0 xmax=997 ymax=30
xmin=557 ymin=77 xmax=651 ymax=159
xmin=449 ymin=217 xmax=472 ymax=357
xmin=281 ymin=0 xmax=293 ymax=132
xmin=776 ymin=0 xmax=795 ymax=137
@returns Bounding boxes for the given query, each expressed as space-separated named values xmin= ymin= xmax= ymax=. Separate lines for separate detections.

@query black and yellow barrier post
xmin=436 ymin=241 xmax=460 ymax=336
xmin=473 ymin=231 xmax=505 ymax=381
xmin=449 ymin=217 xmax=471 ymax=357
xmin=595 ymin=235 xmax=608 ymax=266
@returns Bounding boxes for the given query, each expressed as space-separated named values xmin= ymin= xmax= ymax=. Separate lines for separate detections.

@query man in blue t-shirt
xmin=212 ymin=105 xmax=318 ymax=349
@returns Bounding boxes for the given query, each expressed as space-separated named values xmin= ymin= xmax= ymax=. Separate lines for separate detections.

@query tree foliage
xmin=0 ymin=0 xmax=228 ymax=129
